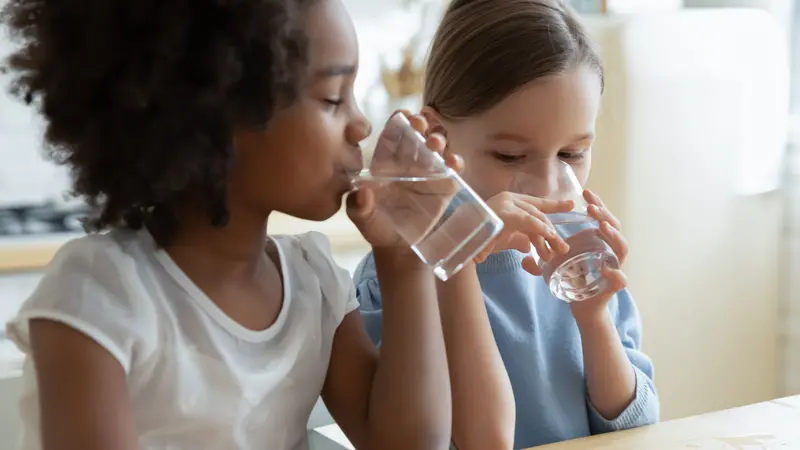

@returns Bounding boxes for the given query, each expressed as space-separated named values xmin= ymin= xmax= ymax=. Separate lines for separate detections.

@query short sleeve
xmin=293 ymin=232 xmax=360 ymax=323
xmin=5 ymin=234 xmax=156 ymax=374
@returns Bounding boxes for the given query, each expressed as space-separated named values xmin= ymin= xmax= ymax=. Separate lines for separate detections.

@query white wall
xmin=586 ymin=10 xmax=787 ymax=419
xmin=684 ymin=0 xmax=795 ymax=31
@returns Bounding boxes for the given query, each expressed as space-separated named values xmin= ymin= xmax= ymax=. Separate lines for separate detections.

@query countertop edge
xmin=0 ymin=212 xmax=368 ymax=273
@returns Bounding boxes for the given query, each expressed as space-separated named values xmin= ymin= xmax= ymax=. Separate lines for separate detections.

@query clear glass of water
xmin=511 ymin=160 xmax=619 ymax=302
xmin=353 ymin=112 xmax=503 ymax=281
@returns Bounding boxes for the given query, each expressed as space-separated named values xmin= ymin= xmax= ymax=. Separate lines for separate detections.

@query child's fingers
xmin=585 ymin=190 xmax=622 ymax=231
xmin=587 ymin=204 xmax=622 ymax=231
xmin=408 ymin=114 xmax=429 ymax=135
xmin=583 ymin=189 xmax=605 ymax=207
xmin=444 ymin=152 xmax=464 ymax=173
xmin=394 ymin=109 xmax=415 ymax=121
xmin=502 ymin=209 xmax=560 ymax=248
xmin=345 ymin=188 xmax=375 ymax=222
xmin=507 ymin=232 xmax=535 ymax=254
xmin=474 ymin=242 xmax=496 ymax=263
xmin=511 ymin=201 xmax=569 ymax=254
xmin=475 ymin=231 xmax=530 ymax=263
xmin=601 ymin=264 xmax=628 ymax=293
xmin=598 ymin=221 xmax=628 ymax=265
xmin=522 ymin=255 xmax=542 ymax=276
xmin=515 ymin=194 xmax=575 ymax=215
xmin=425 ymin=132 xmax=446 ymax=152
xmin=531 ymin=235 xmax=552 ymax=262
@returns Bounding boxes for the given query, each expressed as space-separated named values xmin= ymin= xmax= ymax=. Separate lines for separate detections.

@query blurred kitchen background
xmin=1 ymin=0 xmax=800 ymax=448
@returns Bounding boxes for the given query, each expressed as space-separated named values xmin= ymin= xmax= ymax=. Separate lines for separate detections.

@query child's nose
xmin=346 ymin=113 xmax=372 ymax=145
xmin=512 ymin=163 xmax=561 ymax=199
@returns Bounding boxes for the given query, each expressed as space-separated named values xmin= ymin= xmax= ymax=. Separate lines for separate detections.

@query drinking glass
xmin=353 ymin=112 xmax=503 ymax=281
xmin=510 ymin=160 xmax=619 ymax=302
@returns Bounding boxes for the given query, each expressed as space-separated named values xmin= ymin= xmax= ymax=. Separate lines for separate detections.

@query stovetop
xmin=0 ymin=202 xmax=90 ymax=236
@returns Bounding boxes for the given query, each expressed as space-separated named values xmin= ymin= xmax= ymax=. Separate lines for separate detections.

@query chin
xmin=306 ymin=206 xmax=340 ymax=221
xmin=294 ymin=195 xmax=344 ymax=222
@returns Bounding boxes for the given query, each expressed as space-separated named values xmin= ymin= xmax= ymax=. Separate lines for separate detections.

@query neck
xmin=165 ymin=203 xmax=271 ymax=278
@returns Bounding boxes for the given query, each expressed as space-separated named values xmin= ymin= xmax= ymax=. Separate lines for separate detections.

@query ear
xmin=420 ymin=105 xmax=449 ymax=139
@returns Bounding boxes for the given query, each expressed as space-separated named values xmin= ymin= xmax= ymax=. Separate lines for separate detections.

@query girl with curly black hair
xmin=2 ymin=0 xmax=462 ymax=448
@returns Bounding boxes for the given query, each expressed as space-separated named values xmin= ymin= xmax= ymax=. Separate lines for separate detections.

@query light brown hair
xmin=424 ymin=0 xmax=603 ymax=119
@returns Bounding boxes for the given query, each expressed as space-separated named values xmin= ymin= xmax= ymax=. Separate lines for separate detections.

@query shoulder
xmin=34 ymin=230 xmax=156 ymax=314
xmin=273 ymin=231 xmax=348 ymax=284
xmin=273 ymin=232 xmax=359 ymax=321
xmin=7 ymin=229 xmax=159 ymax=373
xmin=46 ymin=230 xmax=145 ymax=279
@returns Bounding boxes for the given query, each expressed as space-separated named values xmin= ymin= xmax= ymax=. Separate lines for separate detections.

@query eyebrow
xmin=314 ymin=64 xmax=356 ymax=78
xmin=489 ymin=131 xmax=595 ymax=143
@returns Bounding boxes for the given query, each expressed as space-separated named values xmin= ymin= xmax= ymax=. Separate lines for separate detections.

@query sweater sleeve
xmin=587 ymin=289 xmax=660 ymax=434
xmin=353 ymin=252 xmax=384 ymax=346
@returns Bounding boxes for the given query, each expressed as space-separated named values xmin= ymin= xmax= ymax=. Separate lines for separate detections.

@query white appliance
xmin=584 ymin=9 xmax=788 ymax=420
xmin=684 ymin=0 xmax=794 ymax=31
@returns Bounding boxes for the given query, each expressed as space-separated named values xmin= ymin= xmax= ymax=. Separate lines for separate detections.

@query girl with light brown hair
xmin=355 ymin=1 xmax=660 ymax=448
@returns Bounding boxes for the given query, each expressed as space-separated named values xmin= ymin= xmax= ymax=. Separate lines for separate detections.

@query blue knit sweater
xmin=353 ymin=250 xmax=659 ymax=449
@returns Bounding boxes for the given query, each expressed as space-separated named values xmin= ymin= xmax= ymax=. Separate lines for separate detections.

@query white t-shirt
xmin=6 ymin=229 xmax=359 ymax=450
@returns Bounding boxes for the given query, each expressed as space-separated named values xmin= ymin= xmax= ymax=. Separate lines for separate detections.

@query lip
xmin=345 ymin=166 xmax=364 ymax=177
xmin=342 ymin=163 xmax=364 ymax=180
xmin=338 ymin=170 xmax=361 ymax=193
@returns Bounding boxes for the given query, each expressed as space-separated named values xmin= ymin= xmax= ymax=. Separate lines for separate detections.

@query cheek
xmin=572 ymin=155 xmax=592 ymax=186
xmin=447 ymin=136 xmax=510 ymax=200
xmin=237 ymin=133 xmax=334 ymax=200
xmin=461 ymin=164 xmax=513 ymax=200
xmin=275 ymin=118 xmax=338 ymax=181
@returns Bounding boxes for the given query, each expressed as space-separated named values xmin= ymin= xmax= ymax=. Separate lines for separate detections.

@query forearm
xmin=578 ymin=312 xmax=637 ymax=420
xmin=367 ymin=248 xmax=451 ymax=449
xmin=437 ymin=263 xmax=515 ymax=450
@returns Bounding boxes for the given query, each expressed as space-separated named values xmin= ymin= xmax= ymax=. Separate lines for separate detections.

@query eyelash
xmin=491 ymin=150 xmax=586 ymax=164
xmin=558 ymin=151 xmax=586 ymax=161
xmin=492 ymin=152 xmax=524 ymax=164
xmin=324 ymin=98 xmax=344 ymax=108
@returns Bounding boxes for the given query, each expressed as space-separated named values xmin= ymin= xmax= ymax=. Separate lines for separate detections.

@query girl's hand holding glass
xmin=476 ymin=162 xmax=627 ymax=304
xmin=346 ymin=111 xmax=461 ymax=249
xmin=348 ymin=111 xmax=499 ymax=281
xmin=474 ymin=192 xmax=574 ymax=274
xmin=569 ymin=189 xmax=630 ymax=318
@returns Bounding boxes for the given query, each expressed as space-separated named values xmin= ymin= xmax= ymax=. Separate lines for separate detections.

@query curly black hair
xmin=1 ymin=0 xmax=314 ymax=244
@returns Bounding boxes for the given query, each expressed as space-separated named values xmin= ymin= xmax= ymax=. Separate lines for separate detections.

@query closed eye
xmin=558 ymin=150 xmax=587 ymax=161
xmin=492 ymin=152 xmax=525 ymax=164
xmin=324 ymin=98 xmax=344 ymax=107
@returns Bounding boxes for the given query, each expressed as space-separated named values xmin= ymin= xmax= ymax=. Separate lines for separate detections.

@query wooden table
xmin=531 ymin=396 xmax=800 ymax=449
